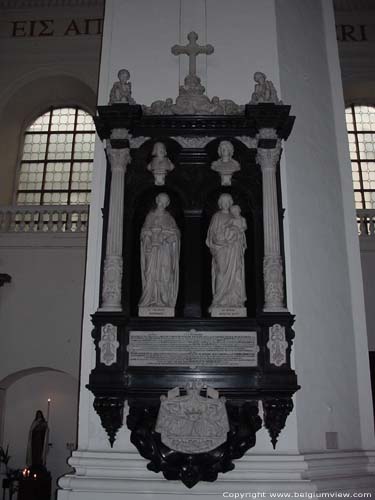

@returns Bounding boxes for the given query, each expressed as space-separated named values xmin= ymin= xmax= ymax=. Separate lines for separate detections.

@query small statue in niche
xmin=147 ymin=142 xmax=175 ymax=186
xmin=26 ymin=410 xmax=49 ymax=469
xmin=138 ymin=193 xmax=180 ymax=317
xmin=211 ymin=140 xmax=240 ymax=186
xmin=249 ymin=71 xmax=282 ymax=105
xmin=109 ymin=68 xmax=136 ymax=105
xmin=206 ymin=194 xmax=247 ymax=317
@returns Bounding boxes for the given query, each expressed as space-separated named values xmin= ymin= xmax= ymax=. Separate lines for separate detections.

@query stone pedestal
xmin=210 ymin=307 xmax=246 ymax=317
xmin=138 ymin=307 xmax=175 ymax=317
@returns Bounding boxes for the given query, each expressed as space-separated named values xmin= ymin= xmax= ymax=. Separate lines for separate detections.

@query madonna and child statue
xmin=206 ymin=194 xmax=247 ymax=317
xmin=138 ymin=192 xmax=246 ymax=317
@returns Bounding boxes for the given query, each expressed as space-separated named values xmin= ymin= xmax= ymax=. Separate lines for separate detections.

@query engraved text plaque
xmin=127 ymin=330 xmax=259 ymax=368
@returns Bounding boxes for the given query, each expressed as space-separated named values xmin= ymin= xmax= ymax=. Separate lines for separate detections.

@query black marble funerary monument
xmin=88 ymin=102 xmax=299 ymax=488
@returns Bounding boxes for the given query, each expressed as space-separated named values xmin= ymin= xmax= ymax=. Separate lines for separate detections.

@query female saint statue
xmin=26 ymin=410 xmax=49 ymax=469
xmin=206 ymin=194 xmax=247 ymax=316
xmin=138 ymin=193 xmax=180 ymax=316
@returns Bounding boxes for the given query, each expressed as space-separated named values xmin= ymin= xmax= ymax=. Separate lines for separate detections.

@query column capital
xmin=110 ymin=128 xmax=129 ymax=141
xmin=256 ymin=141 xmax=281 ymax=171
xmin=106 ymin=145 xmax=131 ymax=173
xmin=258 ymin=128 xmax=278 ymax=140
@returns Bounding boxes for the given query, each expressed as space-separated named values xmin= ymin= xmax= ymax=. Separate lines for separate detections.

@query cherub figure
xmin=147 ymin=142 xmax=175 ymax=186
xmin=109 ymin=69 xmax=136 ymax=105
xmin=250 ymin=71 xmax=281 ymax=105
xmin=210 ymin=96 xmax=225 ymax=115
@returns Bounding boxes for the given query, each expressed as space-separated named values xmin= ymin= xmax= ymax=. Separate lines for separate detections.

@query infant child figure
xmin=109 ymin=69 xmax=136 ymax=105
xmin=224 ymin=205 xmax=247 ymax=244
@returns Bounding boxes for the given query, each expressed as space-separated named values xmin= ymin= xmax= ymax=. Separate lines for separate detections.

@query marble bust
xmin=138 ymin=193 xmax=180 ymax=317
xmin=211 ymin=140 xmax=240 ymax=186
xmin=147 ymin=142 xmax=175 ymax=186
xmin=109 ymin=69 xmax=136 ymax=105
xmin=250 ymin=71 xmax=281 ymax=105
xmin=206 ymin=194 xmax=247 ymax=317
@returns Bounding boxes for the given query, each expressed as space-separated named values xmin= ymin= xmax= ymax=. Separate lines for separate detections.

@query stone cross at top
xmin=171 ymin=31 xmax=214 ymax=78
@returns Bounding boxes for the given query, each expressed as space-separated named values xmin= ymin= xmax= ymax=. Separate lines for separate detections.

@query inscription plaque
xmin=128 ymin=330 xmax=259 ymax=368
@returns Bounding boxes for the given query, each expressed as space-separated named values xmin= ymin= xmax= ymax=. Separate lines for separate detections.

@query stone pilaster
xmin=101 ymin=131 xmax=131 ymax=310
xmin=257 ymin=134 xmax=286 ymax=312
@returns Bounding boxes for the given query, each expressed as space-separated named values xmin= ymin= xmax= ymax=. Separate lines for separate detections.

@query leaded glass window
xmin=345 ymin=105 xmax=375 ymax=209
xmin=17 ymin=107 xmax=95 ymax=205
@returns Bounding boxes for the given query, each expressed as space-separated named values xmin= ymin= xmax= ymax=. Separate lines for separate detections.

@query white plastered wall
xmin=275 ymin=0 xmax=374 ymax=451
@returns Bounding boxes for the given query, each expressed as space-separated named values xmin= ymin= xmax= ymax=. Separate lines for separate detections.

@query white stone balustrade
xmin=0 ymin=205 xmax=89 ymax=233
xmin=357 ymin=209 xmax=375 ymax=237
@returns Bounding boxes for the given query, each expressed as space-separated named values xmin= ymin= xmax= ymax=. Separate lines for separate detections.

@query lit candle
xmin=46 ymin=398 xmax=51 ymax=422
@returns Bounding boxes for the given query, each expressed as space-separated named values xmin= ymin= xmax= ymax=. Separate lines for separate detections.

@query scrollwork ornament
xmin=129 ymin=135 xmax=149 ymax=149
xmin=99 ymin=324 xmax=119 ymax=366
xmin=172 ymin=136 xmax=212 ymax=149
xmin=267 ymin=324 xmax=288 ymax=367
xmin=236 ymin=136 xmax=258 ymax=149
xmin=263 ymin=255 xmax=284 ymax=310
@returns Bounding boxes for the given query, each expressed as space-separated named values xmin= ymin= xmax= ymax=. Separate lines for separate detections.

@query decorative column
xmin=101 ymin=129 xmax=131 ymax=311
xmin=257 ymin=132 xmax=286 ymax=312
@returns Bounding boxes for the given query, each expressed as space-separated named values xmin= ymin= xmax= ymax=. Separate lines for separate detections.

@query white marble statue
xmin=109 ymin=69 xmax=136 ymax=105
xmin=250 ymin=71 xmax=281 ymax=105
xmin=211 ymin=140 xmax=241 ymax=186
xmin=138 ymin=193 xmax=180 ymax=316
xmin=147 ymin=142 xmax=175 ymax=186
xmin=206 ymin=194 xmax=247 ymax=316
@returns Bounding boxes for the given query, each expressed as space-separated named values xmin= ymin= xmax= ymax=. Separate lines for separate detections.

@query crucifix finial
xmin=171 ymin=31 xmax=214 ymax=78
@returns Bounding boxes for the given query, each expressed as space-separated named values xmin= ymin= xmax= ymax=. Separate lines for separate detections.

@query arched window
xmin=345 ymin=105 xmax=375 ymax=209
xmin=16 ymin=107 xmax=95 ymax=205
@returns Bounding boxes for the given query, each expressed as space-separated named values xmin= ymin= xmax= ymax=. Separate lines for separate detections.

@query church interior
xmin=1 ymin=0 xmax=375 ymax=498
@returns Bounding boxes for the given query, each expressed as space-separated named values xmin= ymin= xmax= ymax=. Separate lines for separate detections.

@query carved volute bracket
xmin=93 ymin=396 xmax=125 ymax=448
xmin=262 ymin=398 xmax=294 ymax=449
xmin=0 ymin=274 xmax=11 ymax=287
